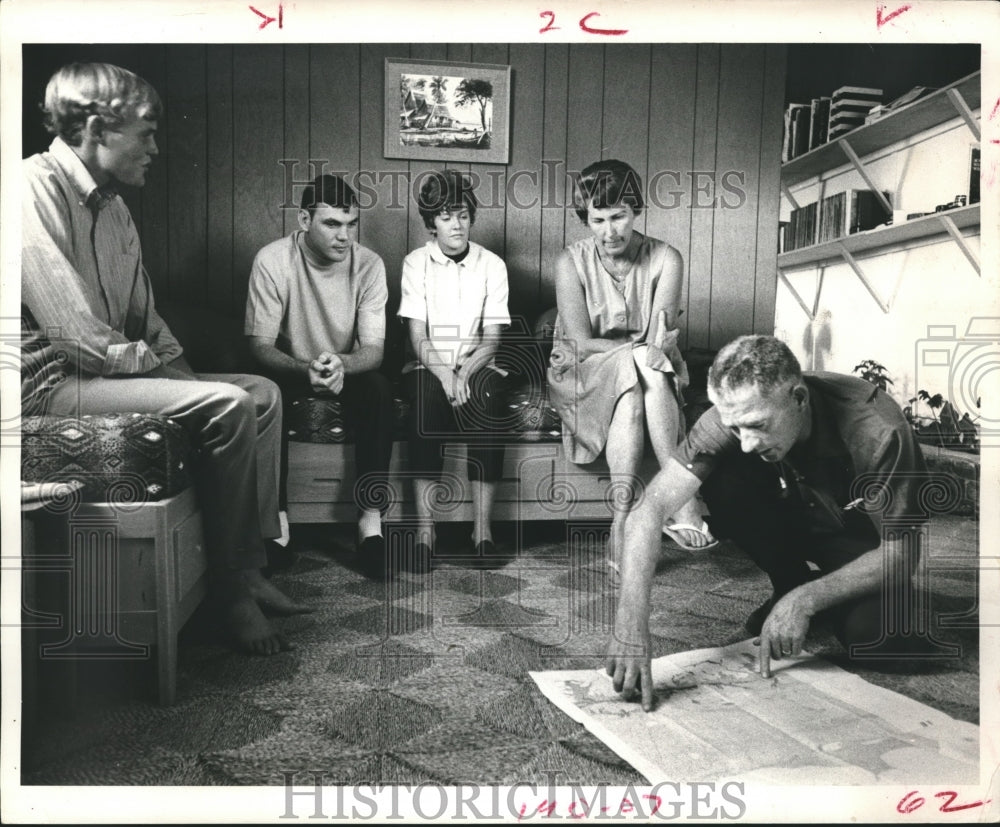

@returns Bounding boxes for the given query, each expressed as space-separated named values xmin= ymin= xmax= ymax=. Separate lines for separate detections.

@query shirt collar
xmin=427 ymin=239 xmax=479 ymax=267
xmin=48 ymin=137 xmax=119 ymax=211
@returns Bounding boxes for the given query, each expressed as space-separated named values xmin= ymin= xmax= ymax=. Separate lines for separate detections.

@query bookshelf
xmin=777 ymin=204 xmax=980 ymax=270
xmin=781 ymin=72 xmax=981 ymax=187
xmin=777 ymin=70 xmax=981 ymax=313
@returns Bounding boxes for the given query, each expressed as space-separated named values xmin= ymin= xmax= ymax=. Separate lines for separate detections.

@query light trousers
xmin=46 ymin=372 xmax=281 ymax=572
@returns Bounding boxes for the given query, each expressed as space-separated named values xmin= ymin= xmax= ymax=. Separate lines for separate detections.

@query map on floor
xmin=530 ymin=639 xmax=979 ymax=785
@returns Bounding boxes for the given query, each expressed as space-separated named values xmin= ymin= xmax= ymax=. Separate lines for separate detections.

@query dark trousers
xmin=700 ymin=452 xmax=935 ymax=658
xmin=277 ymin=371 xmax=395 ymax=514
xmin=403 ymin=367 xmax=506 ymax=483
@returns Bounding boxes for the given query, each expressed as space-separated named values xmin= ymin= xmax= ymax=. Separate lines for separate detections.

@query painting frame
xmin=384 ymin=57 xmax=512 ymax=164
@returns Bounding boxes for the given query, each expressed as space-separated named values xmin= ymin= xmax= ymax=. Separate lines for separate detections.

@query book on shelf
xmin=830 ymin=98 xmax=882 ymax=118
xmin=828 ymin=120 xmax=865 ymax=140
xmin=808 ymin=97 xmax=831 ymax=150
xmin=969 ymin=144 xmax=980 ymax=205
xmin=787 ymin=201 xmax=818 ymax=251
xmin=817 ymin=190 xmax=892 ymax=243
xmin=865 ymin=86 xmax=937 ymax=123
xmin=827 ymin=86 xmax=882 ymax=139
xmin=831 ymin=85 xmax=883 ymax=105
xmin=782 ymin=103 xmax=811 ymax=162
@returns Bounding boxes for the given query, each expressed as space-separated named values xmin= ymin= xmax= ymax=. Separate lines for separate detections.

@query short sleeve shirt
xmin=397 ymin=240 xmax=510 ymax=371
xmin=245 ymin=233 xmax=387 ymax=362
xmin=677 ymin=373 xmax=929 ymax=537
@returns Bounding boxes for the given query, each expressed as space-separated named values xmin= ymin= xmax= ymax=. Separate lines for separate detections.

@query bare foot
xmin=242 ymin=569 xmax=313 ymax=616
xmin=672 ymin=497 xmax=706 ymax=530
xmin=222 ymin=593 xmax=293 ymax=655
xmin=664 ymin=499 xmax=717 ymax=550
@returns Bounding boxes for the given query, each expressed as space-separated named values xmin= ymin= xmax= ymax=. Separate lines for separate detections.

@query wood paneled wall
xmin=22 ymin=43 xmax=786 ymax=351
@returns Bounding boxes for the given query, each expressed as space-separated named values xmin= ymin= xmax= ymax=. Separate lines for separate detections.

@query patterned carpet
xmin=21 ymin=515 xmax=979 ymax=785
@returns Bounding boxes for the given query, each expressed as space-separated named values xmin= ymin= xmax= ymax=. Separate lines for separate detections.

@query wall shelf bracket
xmin=776 ymin=267 xmax=817 ymax=321
xmin=945 ymin=88 xmax=981 ymax=141
xmin=780 ymin=181 xmax=800 ymax=210
xmin=837 ymin=138 xmax=894 ymax=215
xmin=938 ymin=213 xmax=981 ymax=276
xmin=838 ymin=244 xmax=890 ymax=314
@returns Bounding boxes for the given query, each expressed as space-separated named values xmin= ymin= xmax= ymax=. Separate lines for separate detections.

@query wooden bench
xmin=287 ymin=440 xmax=656 ymax=525
xmin=25 ymin=486 xmax=207 ymax=706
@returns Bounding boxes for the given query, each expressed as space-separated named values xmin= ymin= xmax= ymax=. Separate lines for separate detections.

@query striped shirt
xmin=21 ymin=137 xmax=182 ymax=411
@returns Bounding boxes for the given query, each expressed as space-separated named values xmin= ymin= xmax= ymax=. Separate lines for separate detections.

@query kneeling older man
xmin=606 ymin=334 xmax=937 ymax=710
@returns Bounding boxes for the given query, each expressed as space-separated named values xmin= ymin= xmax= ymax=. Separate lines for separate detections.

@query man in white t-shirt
xmin=245 ymin=174 xmax=394 ymax=576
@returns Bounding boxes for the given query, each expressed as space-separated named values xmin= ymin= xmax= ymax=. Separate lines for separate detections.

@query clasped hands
xmin=605 ymin=590 xmax=813 ymax=710
xmin=442 ymin=365 xmax=474 ymax=407
xmin=548 ymin=311 xmax=690 ymax=387
xmin=308 ymin=351 xmax=345 ymax=395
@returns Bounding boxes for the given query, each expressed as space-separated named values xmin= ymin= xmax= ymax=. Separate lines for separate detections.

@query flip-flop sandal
xmin=663 ymin=520 xmax=719 ymax=551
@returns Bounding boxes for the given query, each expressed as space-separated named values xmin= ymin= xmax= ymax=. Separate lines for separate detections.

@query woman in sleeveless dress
xmin=547 ymin=160 xmax=715 ymax=571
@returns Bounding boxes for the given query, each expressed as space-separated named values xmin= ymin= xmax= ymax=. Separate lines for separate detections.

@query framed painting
xmin=384 ymin=57 xmax=511 ymax=164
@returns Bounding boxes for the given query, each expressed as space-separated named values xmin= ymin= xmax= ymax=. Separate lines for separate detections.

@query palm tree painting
xmin=397 ymin=71 xmax=492 ymax=149
xmin=386 ymin=58 xmax=509 ymax=163
xmin=454 ymin=79 xmax=493 ymax=133
xmin=429 ymin=76 xmax=448 ymax=104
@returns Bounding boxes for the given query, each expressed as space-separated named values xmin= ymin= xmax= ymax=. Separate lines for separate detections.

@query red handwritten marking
xmin=935 ymin=791 xmax=992 ymax=813
xmin=518 ymin=800 xmax=556 ymax=819
xmin=989 ymin=96 xmax=1000 ymax=120
xmin=897 ymin=791 xmax=925 ymax=814
xmin=249 ymin=3 xmax=282 ymax=29
xmin=539 ymin=10 xmax=559 ymax=33
xmin=897 ymin=790 xmax=991 ymax=815
xmin=538 ymin=800 xmax=557 ymax=817
xmin=579 ymin=11 xmax=628 ymax=35
xmin=876 ymin=4 xmax=912 ymax=28
xmin=520 ymin=797 xmax=664 ymax=819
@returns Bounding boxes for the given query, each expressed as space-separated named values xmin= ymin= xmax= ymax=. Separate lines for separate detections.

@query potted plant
xmin=908 ymin=389 xmax=980 ymax=453
xmin=853 ymin=359 xmax=893 ymax=392
xmin=853 ymin=360 xmax=980 ymax=454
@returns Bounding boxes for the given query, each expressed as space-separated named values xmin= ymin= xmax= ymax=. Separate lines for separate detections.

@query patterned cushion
xmin=283 ymin=328 xmax=715 ymax=445
xmin=21 ymin=413 xmax=194 ymax=503
xmin=505 ymin=388 xmax=562 ymax=442
xmin=287 ymin=388 xmax=563 ymax=444
xmin=286 ymin=395 xmax=412 ymax=444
